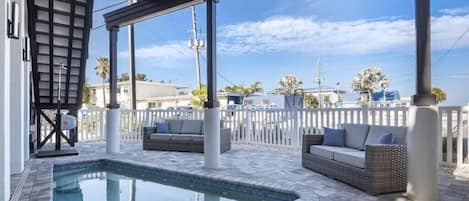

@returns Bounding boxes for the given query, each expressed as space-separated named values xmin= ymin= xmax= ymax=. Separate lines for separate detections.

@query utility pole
xmin=188 ymin=6 xmax=203 ymax=89
xmin=128 ymin=0 xmax=137 ymax=110
xmin=315 ymin=58 xmax=324 ymax=108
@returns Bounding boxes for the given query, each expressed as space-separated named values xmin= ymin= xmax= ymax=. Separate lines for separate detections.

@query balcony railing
xmin=39 ymin=105 xmax=469 ymax=167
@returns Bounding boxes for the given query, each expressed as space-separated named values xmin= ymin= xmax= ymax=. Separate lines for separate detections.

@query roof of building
xmin=303 ymin=86 xmax=347 ymax=94
xmin=88 ymin=80 xmax=189 ymax=89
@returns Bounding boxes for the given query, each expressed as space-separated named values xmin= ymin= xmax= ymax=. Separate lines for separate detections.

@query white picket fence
xmin=39 ymin=105 xmax=469 ymax=167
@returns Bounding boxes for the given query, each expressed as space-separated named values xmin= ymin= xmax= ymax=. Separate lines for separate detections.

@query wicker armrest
xmin=302 ymin=135 xmax=323 ymax=153
xmin=143 ymin=127 xmax=156 ymax=140
xmin=220 ymin=128 xmax=231 ymax=142
xmin=365 ymin=144 xmax=407 ymax=194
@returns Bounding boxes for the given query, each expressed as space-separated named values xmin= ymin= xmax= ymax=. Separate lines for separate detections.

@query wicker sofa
xmin=302 ymin=124 xmax=407 ymax=195
xmin=143 ymin=119 xmax=231 ymax=153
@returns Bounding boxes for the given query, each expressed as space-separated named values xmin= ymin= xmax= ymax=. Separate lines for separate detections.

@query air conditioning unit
xmin=7 ymin=1 xmax=20 ymax=39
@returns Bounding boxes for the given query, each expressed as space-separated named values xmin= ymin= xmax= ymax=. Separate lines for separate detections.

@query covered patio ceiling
xmin=103 ymin=0 xmax=204 ymax=29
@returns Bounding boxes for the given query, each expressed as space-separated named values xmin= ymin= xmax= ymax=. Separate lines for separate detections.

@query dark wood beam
xmin=48 ymin=0 xmax=54 ymax=103
xmin=76 ymin=0 xmax=94 ymax=109
xmin=103 ymin=0 xmax=203 ymax=29
xmin=412 ymin=0 xmax=436 ymax=106
xmin=65 ymin=0 xmax=76 ymax=104
xmin=204 ymin=0 xmax=218 ymax=108
xmin=109 ymin=27 xmax=119 ymax=109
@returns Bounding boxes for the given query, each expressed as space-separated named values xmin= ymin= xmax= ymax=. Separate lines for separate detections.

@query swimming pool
xmin=53 ymin=160 xmax=298 ymax=201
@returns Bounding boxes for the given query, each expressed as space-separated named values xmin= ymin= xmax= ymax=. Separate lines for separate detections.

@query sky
xmin=87 ymin=0 xmax=469 ymax=105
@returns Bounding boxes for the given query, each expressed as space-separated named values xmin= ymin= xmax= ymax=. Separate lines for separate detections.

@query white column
xmin=22 ymin=0 xmax=30 ymax=162
xmin=106 ymin=173 xmax=120 ymax=201
xmin=203 ymin=193 xmax=220 ymax=201
xmin=0 ymin=0 xmax=11 ymax=200
xmin=407 ymin=106 xmax=439 ymax=201
xmin=9 ymin=0 xmax=25 ymax=174
xmin=106 ymin=108 xmax=120 ymax=153
xmin=204 ymin=108 xmax=220 ymax=169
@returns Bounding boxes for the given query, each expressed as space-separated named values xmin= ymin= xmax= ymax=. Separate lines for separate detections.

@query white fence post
xmin=246 ymin=110 xmax=252 ymax=144
xmin=145 ymin=108 xmax=151 ymax=127
xmin=99 ymin=110 xmax=105 ymax=141
xmin=362 ymin=104 xmax=369 ymax=124
xmin=292 ymin=109 xmax=300 ymax=147
xmin=457 ymin=107 xmax=463 ymax=167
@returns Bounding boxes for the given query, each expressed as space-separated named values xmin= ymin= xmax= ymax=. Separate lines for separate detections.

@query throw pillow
xmin=156 ymin=122 xmax=170 ymax=133
xmin=322 ymin=127 xmax=345 ymax=147
xmin=378 ymin=133 xmax=393 ymax=144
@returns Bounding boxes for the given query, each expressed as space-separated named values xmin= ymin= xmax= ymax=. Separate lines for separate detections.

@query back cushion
xmin=181 ymin=120 xmax=204 ymax=134
xmin=201 ymin=120 xmax=224 ymax=134
xmin=343 ymin=124 xmax=370 ymax=150
xmin=166 ymin=120 xmax=183 ymax=134
xmin=365 ymin=125 xmax=407 ymax=145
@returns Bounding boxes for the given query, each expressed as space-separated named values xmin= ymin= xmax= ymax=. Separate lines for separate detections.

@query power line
xmin=92 ymin=24 xmax=106 ymax=31
xmin=434 ymin=25 xmax=469 ymax=65
xmin=93 ymin=0 xmax=127 ymax=13
xmin=199 ymin=53 xmax=237 ymax=86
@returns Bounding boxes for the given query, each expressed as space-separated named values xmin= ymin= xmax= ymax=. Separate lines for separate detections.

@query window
xmin=92 ymin=89 xmax=96 ymax=95
xmin=148 ymin=102 xmax=156 ymax=108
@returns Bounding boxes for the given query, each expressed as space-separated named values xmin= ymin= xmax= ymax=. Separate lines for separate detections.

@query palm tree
xmin=136 ymin=73 xmax=148 ymax=81
xmin=118 ymin=73 xmax=130 ymax=82
xmin=304 ymin=94 xmax=319 ymax=108
xmin=275 ymin=75 xmax=303 ymax=95
xmin=191 ymin=85 xmax=207 ymax=108
xmin=224 ymin=81 xmax=263 ymax=96
xmin=432 ymin=87 xmax=447 ymax=104
xmin=95 ymin=57 xmax=109 ymax=107
xmin=351 ymin=67 xmax=389 ymax=103
xmin=246 ymin=81 xmax=263 ymax=95
xmin=82 ymin=80 xmax=90 ymax=104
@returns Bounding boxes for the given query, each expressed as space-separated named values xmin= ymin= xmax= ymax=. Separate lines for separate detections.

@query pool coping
xmin=17 ymin=155 xmax=315 ymax=201
xmin=52 ymin=158 xmax=300 ymax=201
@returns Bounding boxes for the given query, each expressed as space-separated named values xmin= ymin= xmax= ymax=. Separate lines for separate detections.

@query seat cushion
xmin=333 ymin=150 xmax=366 ymax=168
xmin=170 ymin=135 xmax=193 ymax=142
xmin=322 ymin=127 xmax=345 ymax=147
xmin=192 ymin=135 xmax=204 ymax=142
xmin=343 ymin=124 xmax=370 ymax=150
xmin=365 ymin=125 xmax=407 ymax=146
xmin=149 ymin=134 xmax=172 ymax=141
xmin=309 ymin=145 xmax=360 ymax=160
xmin=166 ymin=120 xmax=183 ymax=134
xmin=180 ymin=120 xmax=203 ymax=134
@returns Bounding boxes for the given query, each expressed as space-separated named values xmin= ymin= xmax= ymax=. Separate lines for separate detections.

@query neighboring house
xmin=303 ymin=87 xmax=347 ymax=101
xmin=87 ymin=81 xmax=189 ymax=109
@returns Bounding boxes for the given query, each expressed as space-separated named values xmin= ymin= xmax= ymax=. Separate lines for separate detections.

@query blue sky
xmin=87 ymin=0 xmax=469 ymax=105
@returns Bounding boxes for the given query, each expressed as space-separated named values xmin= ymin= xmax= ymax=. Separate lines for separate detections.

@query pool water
xmin=52 ymin=160 xmax=298 ymax=201
xmin=54 ymin=170 xmax=238 ymax=201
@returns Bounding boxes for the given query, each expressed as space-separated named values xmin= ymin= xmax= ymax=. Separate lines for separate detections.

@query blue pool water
xmin=53 ymin=160 xmax=298 ymax=201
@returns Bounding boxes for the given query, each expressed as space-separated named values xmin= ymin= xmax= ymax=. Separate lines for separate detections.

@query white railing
xmin=39 ymin=105 xmax=468 ymax=167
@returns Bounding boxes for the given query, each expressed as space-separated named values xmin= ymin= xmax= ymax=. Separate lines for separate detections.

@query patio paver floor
xmin=11 ymin=143 xmax=469 ymax=201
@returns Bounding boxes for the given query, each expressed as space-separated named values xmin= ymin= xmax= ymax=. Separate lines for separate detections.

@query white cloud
xmin=119 ymin=41 xmax=193 ymax=68
xmin=218 ymin=14 xmax=469 ymax=55
xmin=440 ymin=7 xmax=469 ymax=16
xmin=128 ymin=13 xmax=469 ymax=61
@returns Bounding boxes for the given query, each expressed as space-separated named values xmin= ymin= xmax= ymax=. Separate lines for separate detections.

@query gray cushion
xmin=202 ymin=120 xmax=225 ymax=133
xmin=166 ymin=120 xmax=183 ymax=134
xmin=149 ymin=134 xmax=172 ymax=141
xmin=170 ymin=135 xmax=193 ymax=142
xmin=192 ymin=135 xmax=204 ymax=142
xmin=309 ymin=145 xmax=360 ymax=160
xmin=343 ymin=124 xmax=370 ymax=150
xmin=365 ymin=125 xmax=407 ymax=145
xmin=181 ymin=120 xmax=203 ymax=134
xmin=333 ymin=150 xmax=365 ymax=168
